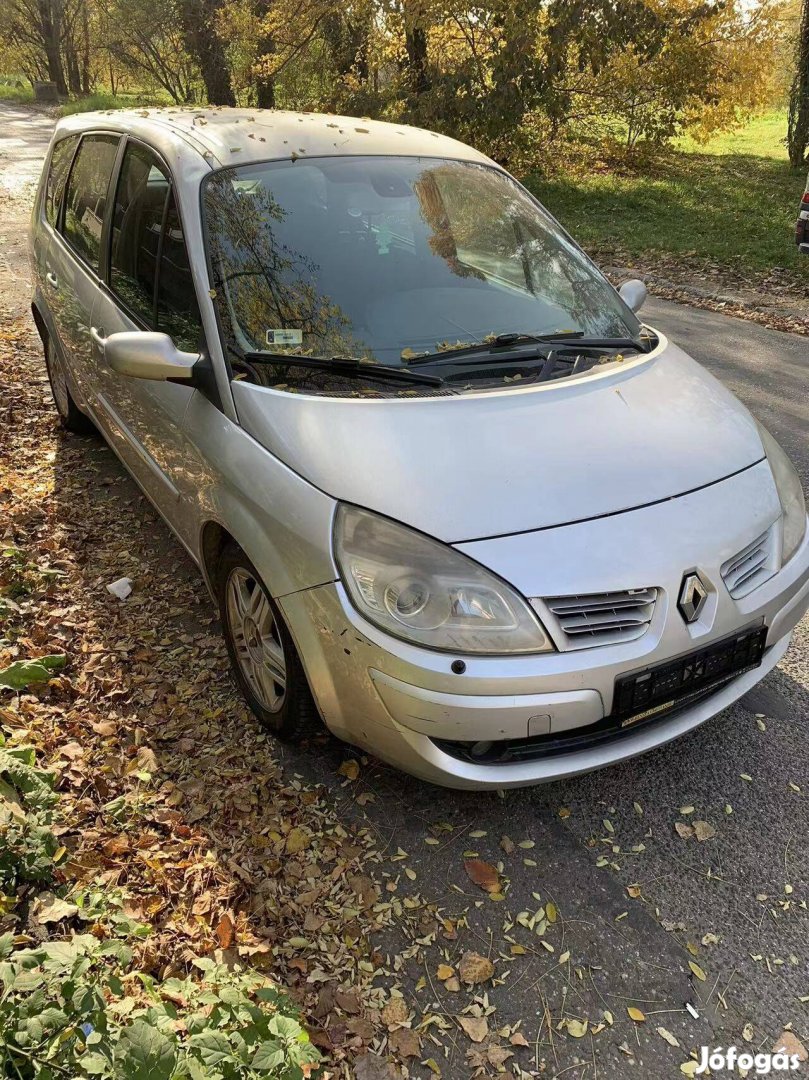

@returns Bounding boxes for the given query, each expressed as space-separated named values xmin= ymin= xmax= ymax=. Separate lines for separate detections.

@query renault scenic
xmin=30 ymin=108 xmax=809 ymax=788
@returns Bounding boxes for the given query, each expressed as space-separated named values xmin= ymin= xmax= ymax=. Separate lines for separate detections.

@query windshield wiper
xmin=241 ymin=352 xmax=445 ymax=387
xmin=407 ymin=331 xmax=646 ymax=366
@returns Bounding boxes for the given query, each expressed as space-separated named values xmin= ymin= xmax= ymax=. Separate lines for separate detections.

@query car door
xmin=89 ymin=137 xmax=206 ymax=547
xmin=45 ymin=132 xmax=121 ymax=410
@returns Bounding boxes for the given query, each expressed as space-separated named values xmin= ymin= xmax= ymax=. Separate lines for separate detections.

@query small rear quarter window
xmin=45 ymin=135 xmax=79 ymax=227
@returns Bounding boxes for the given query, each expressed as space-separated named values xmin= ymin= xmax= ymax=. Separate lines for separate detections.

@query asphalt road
xmin=1 ymin=102 xmax=807 ymax=1078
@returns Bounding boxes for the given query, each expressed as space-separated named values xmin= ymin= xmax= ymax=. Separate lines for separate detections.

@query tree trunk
xmin=254 ymin=33 xmax=275 ymax=108
xmin=179 ymin=0 xmax=236 ymax=105
xmin=788 ymin=0 xmax=809 ymax=167
xmin=404 ymin=25 xmax=429 ymax=95
xmin=38 ymin=0 xmax=69 ymax=96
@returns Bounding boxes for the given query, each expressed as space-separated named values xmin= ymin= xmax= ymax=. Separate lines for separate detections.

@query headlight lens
xmin=333 ymin=505 xmax=554 ymax=654
xmin=758 ymin=424 xmax=807 ymax=565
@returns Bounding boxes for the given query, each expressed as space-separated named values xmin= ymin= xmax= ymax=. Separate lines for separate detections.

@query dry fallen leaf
xmin=381 ymin=996 xmax=408 ymax=1026
xmin=693 ymin=820 xmax=716 ymax=842
xmin=214 ymin=912 xmax=235 ymax=950
xmin=688 ymin=961 xmax=707 ymax=982
xmin=285 ymin=826 xmax=310 ymax=854
xmin=510 ymin=1032 xmax=530 ymax=1047
xmin=337 ymin=758 xmax=360 ymax=781
xmin=627 ymin=1007 xmax=646 ymax=1022
xmin=388 ymin=1027 xmax=421 ymax=1058
xmin=657 ymin=1026 xmax=680 ymax=1047
xmin=459 ymin=1016 xmax=488 ymax=1043
xmin=436 ymin=964 xmax=454 ymax=980
xmin=464 ymin=858 xmax=501 ymax=893
xmin=565 ymin=1018 xmax=588 ymax=1038
xmin=675 ymin=822 xmax=694 ymax=839
xmin=772 ymin=1032 xmax=808 ymax=1061
xmin=500 ymin=836 xmax=515 ymax=854
xmin=458 ymin=951 xmax=495 ymax=984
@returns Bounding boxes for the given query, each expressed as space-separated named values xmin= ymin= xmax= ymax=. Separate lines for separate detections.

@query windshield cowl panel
xmin=202 ymin=155 xmax=641 ymax=396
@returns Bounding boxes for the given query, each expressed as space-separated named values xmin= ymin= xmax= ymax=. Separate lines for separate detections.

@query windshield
xmin=202 ymin=156 xmax=640 ymax=375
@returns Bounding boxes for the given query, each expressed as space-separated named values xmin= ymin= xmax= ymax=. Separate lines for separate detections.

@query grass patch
xmin=0 ymin=76 xmax=33 ymax=104
xmin=526 ymin=109 xmax=809 ymax=283
xmin=57 ymin=90 xmax=169 ymax=116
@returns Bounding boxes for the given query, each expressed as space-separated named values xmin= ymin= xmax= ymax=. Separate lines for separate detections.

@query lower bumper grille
xmin=434 ymin=625 xmax=767 ymax=765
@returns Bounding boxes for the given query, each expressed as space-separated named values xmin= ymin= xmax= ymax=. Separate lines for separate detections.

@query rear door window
xmin=45 ymin=135 xmax=79 ymax=227
xmin=61 ymin=133 xmax=120 ymax=272
xmin=109 ymin=143 xmax=170 ymax=326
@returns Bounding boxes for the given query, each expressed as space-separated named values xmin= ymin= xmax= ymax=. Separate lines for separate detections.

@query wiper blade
xmin=408 ymin=331 xmax=645 ymax=366
xmin=242 ymin=352 xmax=444 ymax=387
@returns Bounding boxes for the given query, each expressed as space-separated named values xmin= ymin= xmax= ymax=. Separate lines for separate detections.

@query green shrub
xmin=0 ymin=938 xmax=320 ymax=1079
xmin=0 ymin=737 xmax=59 ymax=893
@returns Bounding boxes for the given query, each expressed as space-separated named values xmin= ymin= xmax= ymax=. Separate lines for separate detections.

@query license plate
xmin=613 ymin=625 xmax=767 ymax=727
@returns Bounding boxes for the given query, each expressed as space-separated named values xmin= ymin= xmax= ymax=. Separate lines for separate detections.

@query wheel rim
xmin=225 ymin=567 xmax=287 ymax=713
xmin=46 ymin=340 xmax=70 ymax=417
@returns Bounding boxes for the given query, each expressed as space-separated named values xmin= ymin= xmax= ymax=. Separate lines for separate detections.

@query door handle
xmin=90 ymin=326 xmax=107 ymax=348
xmin=45 ymin=271 xmax=58 ymax=289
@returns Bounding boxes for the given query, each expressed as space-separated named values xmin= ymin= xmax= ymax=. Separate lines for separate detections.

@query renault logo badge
xmin=678 ymin=573 xmax=708 ymax=624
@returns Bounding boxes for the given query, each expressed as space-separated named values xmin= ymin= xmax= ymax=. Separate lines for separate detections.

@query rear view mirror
xmin=102 ymin=331 xmax=198 ymax=381
xmin=618 ymin=278 xmax=647 ymax=314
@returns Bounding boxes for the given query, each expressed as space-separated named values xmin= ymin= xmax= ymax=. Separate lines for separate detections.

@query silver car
xmin=30 ymin=108 xmax=809 ymax=789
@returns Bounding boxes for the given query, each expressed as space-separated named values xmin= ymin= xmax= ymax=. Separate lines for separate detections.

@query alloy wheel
xmin=225 ymin=566 xmax=287 ymax=713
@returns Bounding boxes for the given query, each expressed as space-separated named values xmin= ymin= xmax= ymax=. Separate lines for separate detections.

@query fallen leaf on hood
xmin=459 ymin=951 xmax=494 ymax=984
xmin=459 ymin=1016 xmax=488 ymax=1043
xmin=464 ymin=858 xmax=500 ymax=893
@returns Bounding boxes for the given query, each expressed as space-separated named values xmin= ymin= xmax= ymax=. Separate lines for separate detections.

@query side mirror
xmin=618 ymin=278 xmax=647 ymax=313
xmin=103 ymin=331 xmax=198 ymax=381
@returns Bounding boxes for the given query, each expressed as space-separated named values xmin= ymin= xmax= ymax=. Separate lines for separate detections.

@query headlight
xmin=333 ymin=505 xmax=554 ymax=654
xmin=758 ymin=423 xmax=807 ymax=565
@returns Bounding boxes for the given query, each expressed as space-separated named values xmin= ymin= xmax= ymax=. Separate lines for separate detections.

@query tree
xmin=98 ymin=0 xmax=197 ymax=102
xmin=788 ymin=0 xmax=809 ymax=166
xmin=179 ymin=0 xmax=237 ymax=104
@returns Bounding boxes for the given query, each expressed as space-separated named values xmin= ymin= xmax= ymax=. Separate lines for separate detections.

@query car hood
xmin=231 ymin=333 xmax=766 ymax=543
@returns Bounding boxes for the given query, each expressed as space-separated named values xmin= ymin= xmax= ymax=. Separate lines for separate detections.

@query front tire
xmin=216 ymin=542 xmax=318 ymax=742
xmin=44 ymin=336 xmax=95 ymax=435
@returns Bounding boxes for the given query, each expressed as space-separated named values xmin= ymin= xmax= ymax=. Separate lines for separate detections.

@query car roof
xmin=54 ymin=106 xmax=494 ymax=171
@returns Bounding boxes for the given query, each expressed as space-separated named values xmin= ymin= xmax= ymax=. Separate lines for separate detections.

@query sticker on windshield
xmin=266 ymin=329 xmax=303 ymax=346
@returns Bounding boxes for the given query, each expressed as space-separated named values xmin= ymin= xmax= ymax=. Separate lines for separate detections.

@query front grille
xmin=538 ymin=588 xmax=657 ymax=650
xmin=721 ymin=528 xmax=776 ymax=598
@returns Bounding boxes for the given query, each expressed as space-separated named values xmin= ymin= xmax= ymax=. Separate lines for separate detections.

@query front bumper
xmin=279 ymin=466 xmax=809 ymax=789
